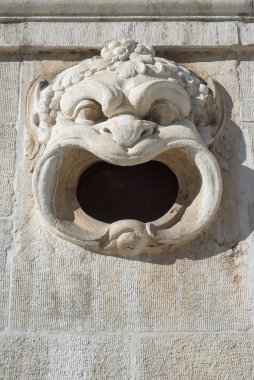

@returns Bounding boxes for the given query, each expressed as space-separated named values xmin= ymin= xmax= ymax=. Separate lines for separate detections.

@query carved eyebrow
xmin=128 ymin=80 xmax=191 ymax=117
xmin=60 ymin=79 xmax=123 ymax=118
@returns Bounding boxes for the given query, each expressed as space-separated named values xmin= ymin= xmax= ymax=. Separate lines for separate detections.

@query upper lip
xmin=46 ymin=133 xmax=199 ymax=168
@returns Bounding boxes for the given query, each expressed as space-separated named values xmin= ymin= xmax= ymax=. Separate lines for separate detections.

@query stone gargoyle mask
xmin=27 ymin=39 xmax=226 ymax=257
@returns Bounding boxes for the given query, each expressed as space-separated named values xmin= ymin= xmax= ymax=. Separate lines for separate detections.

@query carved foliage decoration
xmin=27 ymin=40 xmax=226 ymax=256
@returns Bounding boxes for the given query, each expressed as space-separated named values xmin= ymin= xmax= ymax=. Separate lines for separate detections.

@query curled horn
xmin=207 ymin=77 xmax=228 ymax=146
xmin=26 ymin=79 xmax=49 ymax=169
xmin=196 ymin=78 xmax=228 ymax=147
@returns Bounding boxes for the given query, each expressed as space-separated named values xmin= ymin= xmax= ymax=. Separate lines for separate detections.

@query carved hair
xmin=29 ymin=39 xmax=217 ymax=149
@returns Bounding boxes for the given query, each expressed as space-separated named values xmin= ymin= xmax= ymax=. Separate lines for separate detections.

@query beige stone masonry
xmin=0 ymin=8 xmax=254 ymax=379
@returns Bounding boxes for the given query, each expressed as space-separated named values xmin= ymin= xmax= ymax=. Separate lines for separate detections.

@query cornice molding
xmin=0 ymin=0 xmax=253 ymax=18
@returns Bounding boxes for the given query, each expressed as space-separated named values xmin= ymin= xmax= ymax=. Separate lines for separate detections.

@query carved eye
xmin=147 ymin=101 xmax=180 ymax=126
xmin=73 ymin=100 xmax=104 ymax=123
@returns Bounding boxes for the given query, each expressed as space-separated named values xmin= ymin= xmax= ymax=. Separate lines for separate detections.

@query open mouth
xmin=76 ymin=160 xmax=179 ymax=224
xmin=49 ymin=146 xmax=194 ymax=243
xmin=33 ymin=141 xmax=222 ymax=255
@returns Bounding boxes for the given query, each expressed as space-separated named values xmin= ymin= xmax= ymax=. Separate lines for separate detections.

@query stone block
xmin=0 ymin=334 xmax=130 ymax=380
xmin=0 ymin=22 xmax=238 ymax=52
xmin=0 ymin=59 xmax=19 ymax=216
xmin=240 ymin=24 xmax=254 ymax=46
xmin=136 ymin=335 xmax=254 ymax=380
xmin=0 ymin=220 xmax=12 ymax=330
xmin=0 ymin=60 xmax=20 ymax=124
xmin=0 ymin=124 xmax=16 ymax=216
xmin=239 ymin=57 xmax=254 ymax=122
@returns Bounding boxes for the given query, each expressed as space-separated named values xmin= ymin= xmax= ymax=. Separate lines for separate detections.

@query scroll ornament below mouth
xmin=27 ymin=39 xmax=227 ymax=257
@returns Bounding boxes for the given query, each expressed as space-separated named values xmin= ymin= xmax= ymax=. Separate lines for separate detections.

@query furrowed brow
xmin=60 ymin=80 xmax=123 ymax=118
xmin=128 ymin=80 xmax=191 ymax=118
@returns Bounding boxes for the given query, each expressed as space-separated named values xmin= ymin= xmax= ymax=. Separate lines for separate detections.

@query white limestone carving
xmin=27 ymin=39 xmax=226 ymax=256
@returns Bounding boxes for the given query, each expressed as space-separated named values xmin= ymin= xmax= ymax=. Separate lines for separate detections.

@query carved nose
xmin=99 ymin=115 xmax=156 ymax=147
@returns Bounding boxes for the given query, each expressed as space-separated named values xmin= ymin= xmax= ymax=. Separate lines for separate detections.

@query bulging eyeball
xmin=72 ymin=100 xmax=105 ymax=123
xmin=147 ymin=101 xmax=180 ymax=126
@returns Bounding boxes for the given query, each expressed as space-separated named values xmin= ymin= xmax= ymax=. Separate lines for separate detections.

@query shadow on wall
xmin=128 ymin=84 xmax=254 ymax=265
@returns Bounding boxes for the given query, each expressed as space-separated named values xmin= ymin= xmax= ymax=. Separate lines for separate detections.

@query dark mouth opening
xmin=76 ymin=160 xmax=179 ymax=223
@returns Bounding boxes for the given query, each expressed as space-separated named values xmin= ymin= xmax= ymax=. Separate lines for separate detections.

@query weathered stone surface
xmin=0 ymin=124 xmax=16 ymax=216
xmin=0 ymin=334 xmax=131 ymax=379
xmin=0 ymin=59 xmax=19 ymax=216
xmin=240 ymin=24 xmax=254 ymax=46
xmin=0 ymin=60 xmax=20 ymax=124
xmin=0 ymin=16 xmax=253 ymax=379
xmin=8 ymin=55 xmax=252 ymax=334
xmin=0 ymin=0 xmax=251 ymax=17
xmin=136 ymin=335 xmax=254 ymax=380
xmin=0 ymin=22 xmax=239 ymax=52
xmin=238 ymin=57 xmax=254 ymax=321
xmin=9 ymin=227 xmax=252 ymax=331
xmin=0 ymin=220 xmax=12 ymax=330
xmin=239 ymin=57 xmax=254 ymax=122
xmin=238 ymin=121 xmax=254 ymax=325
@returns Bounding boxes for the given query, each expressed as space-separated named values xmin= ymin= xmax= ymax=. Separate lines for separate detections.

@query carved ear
xmin=196 ymin=78 xmax=228 ymax=147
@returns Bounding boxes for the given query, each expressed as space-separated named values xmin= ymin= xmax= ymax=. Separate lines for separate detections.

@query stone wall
xmin=0 ymin=2 xmax=254 ymax=379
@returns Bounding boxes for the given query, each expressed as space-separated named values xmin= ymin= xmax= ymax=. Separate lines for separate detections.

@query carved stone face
xmin=27 ymin=40 xmax=226 ymax=256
